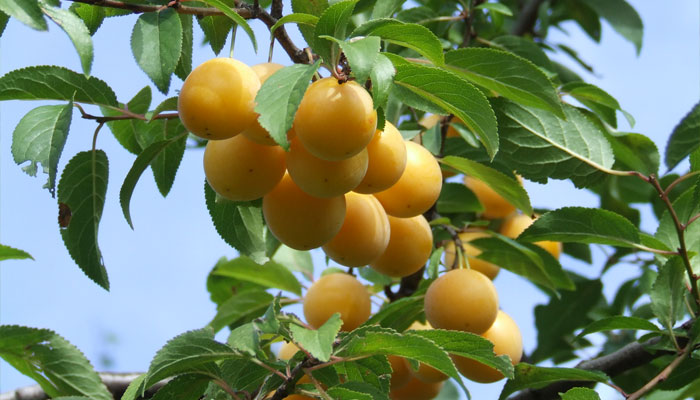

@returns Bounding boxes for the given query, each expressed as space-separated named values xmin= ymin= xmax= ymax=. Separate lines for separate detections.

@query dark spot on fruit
xmin=248 ymin=168 xmax=254 ymax=173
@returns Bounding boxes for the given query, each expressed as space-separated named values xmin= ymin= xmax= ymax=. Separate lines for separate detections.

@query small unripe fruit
xmin=464 ymin=176 xmax=516 ymax=219
xmin=374 ymin=141 xmax=442 ymax=218
xmin=443 ymin=231 xmax=500 ymax=280
xmin=286 ymin=137 xmax=369 ymax=198
xmin=178 ymin=58 xmax=260 ymax=140
xmin=303 ymin=273 xmax=371 ymax=331
xmin=322 ymin=193 xmax=390 ymax=267
xmin=204 ymin=134 xmax=286 ymax=201
xmin=452 ymin=310 xmax=523 ymax=383
xmin=294 ymin=77 xmax=377 ymax=161
xmin=370 ymin=214 xmax=433 ymax=278
xmin=354 ymin=122 xmax=407 ymax=194
xmin=424 ymin=269 xmax=498 ymax=334
xmin=389 ymin=377 xmax=443 ymax=400
xmin=500 ymin=214 xmax=562 ymax=259
xmin=263 ymin=173 xmax=346 ymax=250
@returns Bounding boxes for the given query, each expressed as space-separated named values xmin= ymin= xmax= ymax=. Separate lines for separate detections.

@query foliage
xmin=1 ymin=0 xmax=699 ymax=399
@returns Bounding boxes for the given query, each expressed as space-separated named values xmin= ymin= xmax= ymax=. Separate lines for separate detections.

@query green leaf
xmin=559 ymin=387 xmax=602 ymax=400
xmin=576 ymin=316 xmax=659 ymax=340
xmin=175 ymin=14 xmax=193 ymax=81
xmin=202 ymin=0 xmax=257 ymax=52
xmin=392 ymin=62 xmax=498 ymax=159
xmin=656 ymin=186 xmax=700 ymax=254
xmin=119 ymin=134 xmax=187 ymax=229
xmin=120 ymin=374 xmax=146 ymax=400
xmin=441 ymin=156 xmax=532 ymax=215
xmin=136 ymin=119 xmax=187 ymax=197
xmin=255 ymin=61 xmax=320 ymax=150
xmin=131 ymin=9 xmax=182 ymax=94
xmin=196 ymin=14 xmax=232 ymax=55
xmin=150 ymin=96 xmax=179 ymax=121
xmin=530 ymin=278 xmax=602 ymax=363
xmin=326 ymin=386 xmax=374 ymax=400
xmin=561 ymin=82 xmax=629 ymax=128
xmin=690 ymin=148 xmax=700 ymax=172
xmin=142 ymin=329 xmax=234 ymax=389
xmin=499 ymin=363 xmax=609 ymax=400
xmin=0 ymin=0 xmax=46 ymax=30
xmin=475 ymin=2 xmax=513 ymax=16
xmin=519 ymin=207 xmax=643 ymax=250
xmin=0 ymin=11 xmax=8 ymax=37
xmin=584 ymin=0 xmax=643 ymax=54
xmin=492 ymin=99 xmax=615 ymax=187
xmin=58 ymin=150 xmax=109 ymax=290
xmin=208 ymin=290 xmax=273 ymax=332
xmin=0 ymin=244 xmax=33 ymax=261
xmin=338 ymin=331 xmax=466 ymax=393
xmin=227 ymin=323 xmax=259 ymax=356
xmin=408 ymin=329 xmax=514 ymax=379
xmin=651 ymin=257 xmax=687 ymax=337
xmin=330 ymin=35 xmax=380 ymax=85
xmin=151 ymin=374 xmax=210 ymax=400
xmin=605 ymin=131 xmax=659 ymax=175
xmin=69 ymin=3 xmax=104 ymax=36
xmin=220 ymin=358 xmax=272 ymax=393
xmin=337 ymin=354 xmax=391 ymax=394
xmin=212 ymin=256 xmax=302 ymax=295
xmin=11 ymin=102 xmax=72 ymax=196
xmin=290 ymin=313 xmax=342 ymax=362
xmin=353 ymin=19 xmax=444 ymax=66
xmin=369 ymin=0 xmax=405 ymax=19
xmin=291 ymin=0 xmax=328 ymax=46
xmin=665 ymin=101 xmax=700 ymax=170
xmin=272 ymin=245 xmax=314 ymax=281
xmin=445 ymin=48 xmax=563 ymax=117
xmin=0 ymin=65 xmax=117 ymax=106
xmin=363 ymin=296 xmax=424 ymax=332
xmin=369 ymin=54 xmax=395 ymax=110
xmin=313 ymin=0 xmax=358 ymax=67
xmin=436 ymin=182 xmax=483 ymax=213
xmin=473 ymin=237 xmax=574 ymax=292
xmin=115 ymin=85 xmax=151 ymax=131
xmin=490 ymin=35 xmax=553 ymax=71
xmin=39 ymin=1 xmax=93 ymax=76
xmin=270 ymin=13 xmax=318 ymax=37
xmin=0 ymin=326 xmax=112 ymax=400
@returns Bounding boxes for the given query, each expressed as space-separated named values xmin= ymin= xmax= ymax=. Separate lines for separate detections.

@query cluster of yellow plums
xmin=178 ymin=58 xmax=561 ymax=399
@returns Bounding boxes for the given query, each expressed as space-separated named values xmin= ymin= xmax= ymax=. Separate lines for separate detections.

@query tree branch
xmin=0 ymin=373 xmax=166 ymax=400
xmin=511 ymin=0 xmax=545 ymax=36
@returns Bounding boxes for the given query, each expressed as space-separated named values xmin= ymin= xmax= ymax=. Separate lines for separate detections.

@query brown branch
xmin=627 ymin=344 xmax=693 ymax=400
xmin=511 ymin=0 xmax=546 ymax=36
xmin=66 ymin=0 xmax=307 ymax=64
xmin=0 ymin=373 xmax=166 ymax=400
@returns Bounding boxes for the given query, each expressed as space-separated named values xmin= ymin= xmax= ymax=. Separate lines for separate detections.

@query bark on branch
xmin=511 ymin=0 xmax=546 ymax=36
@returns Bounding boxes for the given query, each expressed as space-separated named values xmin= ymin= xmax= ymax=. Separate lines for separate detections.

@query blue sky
xmin=1 ymin=1 xmax=698 ymax=399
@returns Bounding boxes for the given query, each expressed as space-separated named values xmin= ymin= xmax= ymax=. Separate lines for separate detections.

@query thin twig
xmin=684 ymin=212 xmax=700 ymax=231
xmin=627 ymin=344 xmax=693 ymax=400
xmin=662 ymin=170 xmax=700 ymax=198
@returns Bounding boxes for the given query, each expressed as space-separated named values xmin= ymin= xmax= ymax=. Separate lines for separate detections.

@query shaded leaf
xmin=441 ymin=156 xmax=532 ymax=215
xmin=499 ymin=363 xmax=609 ymax=400
xmin=331 ymin=35 xmax=380 ymax=85
xmin=391 ymin=62 xmax=498 ymax=159
xmin=363 ymin=296 xmax=424 ymax=332
xmin=202 ymin=0 xmax=257 ymax=52
xmin=436 ymin=182 xmax=483 ymax=214
xmin=605 ymin=131 xmax=659 ymax=175
xmin=561 ymin=82 xmax=630 ymax=128
xmin=575 ymin=316 xmax=659 ymax=340
xmin=39 ymin=1 xmax=93 ymax=75
xmin=490 ymin=35 xmax=553 ymax=71
xmin=291 ymin=0 xmax=328 ymax=46
xmin=131 ymin=9 xmax=182 ymax=94
xmin=650 ymin=257 xmax=687 ymax=337
xmin=313 ymin=0 xmax=358 ymax=66
xmin=584 ymin=0 xmax=643 ymax=54
xmin=208 ymin=290 xmax=273 ymax=333
xmin=475 ymin=2 xmax=512 ymax=16
xmin=150 ymin=374 xmax=210 ymax=400
xmin=0 ymin=65 xmax=117 ymax=106
xmin=492 ymin=99 xmax=615 ymax=187
xmin=211 ymin=256 xmax=302 ymax=295
xmin=11 ymin=102 xmax=72 ymax=195
xmin=69 ymin=3 xmax=104 ymax=36
xmin=369 ymin=53 xmax=395 ymax=110
xmin=445 ymin=48 xmax=563 ymax=117
xmin=101 ymin=86 xmax=151 ymax=155
xmin=269 ymin=13 xmax=318 ymax=37
xmin=0 ymin=0 xmax=46 ymax=30
xmin=196 ymin=13 xmax=232 ymax=55
xmin=353 ymin=19 xmax=444 ymax=66
xmin=272 ymin=245 xmax=314 ymax=281
xmin=58 ymin=150 xmax=109 ymax=290
xmin=136 ymin=118 xmax=188 ymax=197
xmin=665 ymin=101 xmax=700 ymax=170
xmin=175 ymin=14 xmax=193 ymax=81
xmin=559 ymin=387 xmax=601 ymax=399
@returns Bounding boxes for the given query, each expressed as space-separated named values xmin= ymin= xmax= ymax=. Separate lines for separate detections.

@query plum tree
xmin=178 ymin=58 xmax=261 ymax=140
xmin=303 ymin=273 xmax=371 ymax=332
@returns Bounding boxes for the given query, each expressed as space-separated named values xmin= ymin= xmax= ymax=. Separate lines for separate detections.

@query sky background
xmin=1 ymin=1 xmax=699 ymax=399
